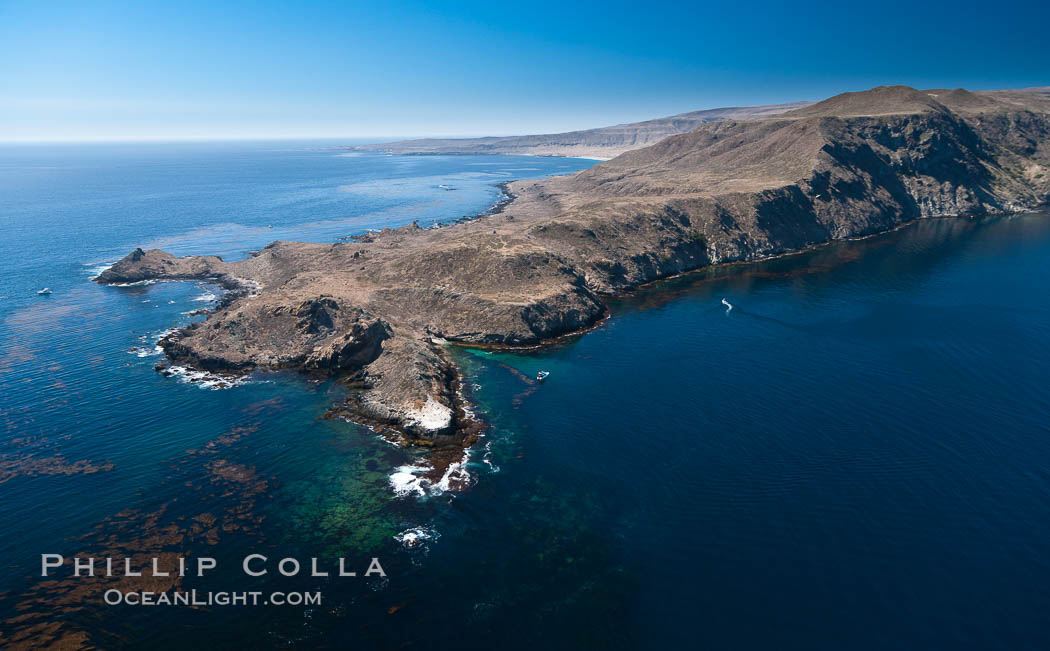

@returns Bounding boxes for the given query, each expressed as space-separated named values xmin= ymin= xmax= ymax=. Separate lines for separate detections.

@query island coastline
xmin=95 ymin=85 xmax=1050 ymax=491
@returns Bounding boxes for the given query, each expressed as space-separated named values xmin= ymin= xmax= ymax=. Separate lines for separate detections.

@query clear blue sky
xmin=1 ymin=0 xmax=1046 ymax=141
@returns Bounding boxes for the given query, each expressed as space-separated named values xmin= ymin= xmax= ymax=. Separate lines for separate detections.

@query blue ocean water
xmin=2 ymin=142 xmax=1049 ymax=649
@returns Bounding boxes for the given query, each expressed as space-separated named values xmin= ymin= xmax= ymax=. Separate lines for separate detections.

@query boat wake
xmin=722 ymin=297 xmax=733 ymax=313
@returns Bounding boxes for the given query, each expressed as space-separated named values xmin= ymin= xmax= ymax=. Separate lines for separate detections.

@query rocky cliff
xmin=98 ymin=85 xmax=1050 ymax=484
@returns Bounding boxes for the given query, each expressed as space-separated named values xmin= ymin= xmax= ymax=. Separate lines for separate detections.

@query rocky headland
xmin=97 ymin=85 xmax=1050 ymax=487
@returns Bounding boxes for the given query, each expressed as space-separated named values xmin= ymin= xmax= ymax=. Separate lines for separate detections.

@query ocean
xmin=1 ymin=141 xmax=1049 ymax=649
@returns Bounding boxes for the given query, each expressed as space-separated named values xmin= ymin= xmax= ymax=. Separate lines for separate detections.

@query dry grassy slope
xmin=97 ymin=85 xmax=1050 ymax=459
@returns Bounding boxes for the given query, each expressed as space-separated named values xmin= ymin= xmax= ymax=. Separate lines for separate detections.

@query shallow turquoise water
xmin=2 ymin=142 xmax=1050 ymax=649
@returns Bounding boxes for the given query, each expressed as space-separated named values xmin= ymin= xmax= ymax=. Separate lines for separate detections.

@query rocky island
xmin=97 ymin=85 xmax=1050 ymax=488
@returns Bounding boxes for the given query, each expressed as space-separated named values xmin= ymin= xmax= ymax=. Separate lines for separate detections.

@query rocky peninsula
xmin=97 ymin=85 xmax=1050 ymax=487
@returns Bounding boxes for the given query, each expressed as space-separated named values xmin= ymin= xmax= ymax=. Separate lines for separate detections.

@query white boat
xmin=37 ymin=287 xmax=52 ymax=295
xmin=721 ymin=298 xmax=732 ymax=311
xmin=536 ymin=371 xmax=550 ymax=382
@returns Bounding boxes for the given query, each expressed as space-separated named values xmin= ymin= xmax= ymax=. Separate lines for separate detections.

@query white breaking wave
xmin=128 ymin=327 xmax=178 ymax=357
xmin=433 ymin=454 xmax=471 ymax=493
xmin=165 ymin=366 xmax=249 ymax=390
xmin=388 ymin=452 xmax=473 ymax=498
xmin=389 ymin=463 xmax=432 ymax=497
xmin=85 ymin=261 xmax=116 ymax=279
xmin=481 ymin=440 xmax=500 ymax=473
xmin=394 ymin=526 xmax=440 ymax=549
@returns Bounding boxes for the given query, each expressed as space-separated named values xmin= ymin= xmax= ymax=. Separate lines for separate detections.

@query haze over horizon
xmin=1 ymin=0 xmax=1047 ymax=143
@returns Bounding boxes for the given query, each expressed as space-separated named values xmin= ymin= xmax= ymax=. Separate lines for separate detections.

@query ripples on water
xmin=2 ymin=141 xmax=1050 ymax=648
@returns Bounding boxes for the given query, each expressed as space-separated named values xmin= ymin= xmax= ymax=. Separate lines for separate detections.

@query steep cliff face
xmin=96 ymin=86 xmax=1050 ymax=481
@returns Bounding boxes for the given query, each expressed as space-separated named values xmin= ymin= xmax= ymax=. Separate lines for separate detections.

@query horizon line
xmin=0 ymin=134 xmax=487 ymax=145
xmin=4 ymin=83 xmax=1047 ymax=146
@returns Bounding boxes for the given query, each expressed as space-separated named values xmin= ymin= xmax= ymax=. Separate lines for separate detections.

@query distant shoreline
xmin=347 ymin=101 xmax=814 ymax=159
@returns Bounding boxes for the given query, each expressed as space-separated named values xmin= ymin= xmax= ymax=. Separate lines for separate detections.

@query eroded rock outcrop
xmin=96 ymin=248 xmax=226 ymax=285
xmin=160 ymin=296 xmax=390 ymax=372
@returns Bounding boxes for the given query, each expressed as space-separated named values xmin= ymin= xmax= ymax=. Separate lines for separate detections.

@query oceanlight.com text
xmin=103 ymin=589 xmax=323 ymax=606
